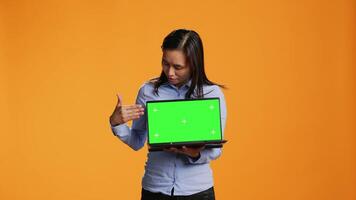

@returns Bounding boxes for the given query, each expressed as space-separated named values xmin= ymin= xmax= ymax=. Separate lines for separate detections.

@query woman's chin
xmin=169 ymin=79 xmax=178 ymax=84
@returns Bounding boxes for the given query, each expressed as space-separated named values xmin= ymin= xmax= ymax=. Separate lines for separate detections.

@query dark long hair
xmin=149 ymin=29 xmax=226 ymax=99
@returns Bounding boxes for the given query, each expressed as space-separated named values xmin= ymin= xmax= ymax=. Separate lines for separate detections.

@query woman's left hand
xmin=164 ymin=145 xmax=205 ymax=158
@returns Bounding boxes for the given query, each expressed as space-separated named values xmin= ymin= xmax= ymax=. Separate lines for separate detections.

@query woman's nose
xmin=168 ymin=66 xmax=175 ymax=76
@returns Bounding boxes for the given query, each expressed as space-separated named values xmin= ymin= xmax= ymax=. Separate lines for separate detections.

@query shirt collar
xmin=163 ymin=79 xmax=192 ymax=89
xmin=184 ymin=79 xmax=192 ymax=88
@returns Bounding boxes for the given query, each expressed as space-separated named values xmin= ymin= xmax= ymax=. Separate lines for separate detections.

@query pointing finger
xmin=122 ymin=104 xmax=144 ymax=110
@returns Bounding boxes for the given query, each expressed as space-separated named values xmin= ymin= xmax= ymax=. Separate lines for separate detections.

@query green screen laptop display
xmin=147 ymin=98 xmax=222 ymax=145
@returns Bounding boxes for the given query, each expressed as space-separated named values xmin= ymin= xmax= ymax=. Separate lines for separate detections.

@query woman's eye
xmin=162 ymin=62 xmax=169 ymax=67
xmin=174 ymin=66 xmax=183 ymax=70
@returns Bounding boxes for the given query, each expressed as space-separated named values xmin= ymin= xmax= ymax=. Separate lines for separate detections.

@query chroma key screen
xmin=146 ymin=98 xmax=222 ymax=144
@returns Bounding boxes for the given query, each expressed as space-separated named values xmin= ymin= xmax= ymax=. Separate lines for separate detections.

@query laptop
xmin=146 ymin=97 xmax=227 ymax=151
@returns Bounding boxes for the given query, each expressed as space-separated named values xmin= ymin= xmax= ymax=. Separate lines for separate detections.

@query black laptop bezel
xmin=146 ymin=97 xmax=223 ymax=147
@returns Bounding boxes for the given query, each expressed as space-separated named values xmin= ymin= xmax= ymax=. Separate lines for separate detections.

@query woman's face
xmin=162 ymin=50 xmax=191 ymax=88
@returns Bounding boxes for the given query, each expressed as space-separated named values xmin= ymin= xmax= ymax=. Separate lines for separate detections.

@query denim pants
xmin=141 ymin=187 xmax=215 ymax=200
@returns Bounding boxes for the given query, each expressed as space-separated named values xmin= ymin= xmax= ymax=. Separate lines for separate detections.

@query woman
xmin=110 ymin=29 xmax=227 ymax=200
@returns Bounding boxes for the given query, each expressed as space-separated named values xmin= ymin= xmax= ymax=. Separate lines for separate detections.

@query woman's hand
xmin=110 ymin=93 xmax=145 ymax=126
xmin=164 ymin=145 xmax=205 ymax=158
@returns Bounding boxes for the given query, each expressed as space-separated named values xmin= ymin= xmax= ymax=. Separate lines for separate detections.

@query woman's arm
xmin=110 ymin=85 xmax=147 ymax=151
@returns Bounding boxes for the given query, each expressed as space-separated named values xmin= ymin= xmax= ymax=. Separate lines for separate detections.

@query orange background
xmin=1 ymin=0 xmax=355 ymax=199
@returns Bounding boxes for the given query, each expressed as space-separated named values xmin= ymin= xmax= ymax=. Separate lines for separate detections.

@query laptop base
xmin=148 ymin=141 xmax=226 ymax=152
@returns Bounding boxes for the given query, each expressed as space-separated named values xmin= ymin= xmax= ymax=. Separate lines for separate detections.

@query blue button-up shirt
xmin=110 ymin=79 xmax=227 ymax=196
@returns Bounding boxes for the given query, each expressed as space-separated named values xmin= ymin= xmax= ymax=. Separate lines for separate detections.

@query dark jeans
xmin=141 ymin=187 xmax=215 ymax=200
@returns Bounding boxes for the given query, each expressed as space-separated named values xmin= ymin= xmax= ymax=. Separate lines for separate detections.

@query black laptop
xmin=146 ymin=98 xmax=227 ymax=151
